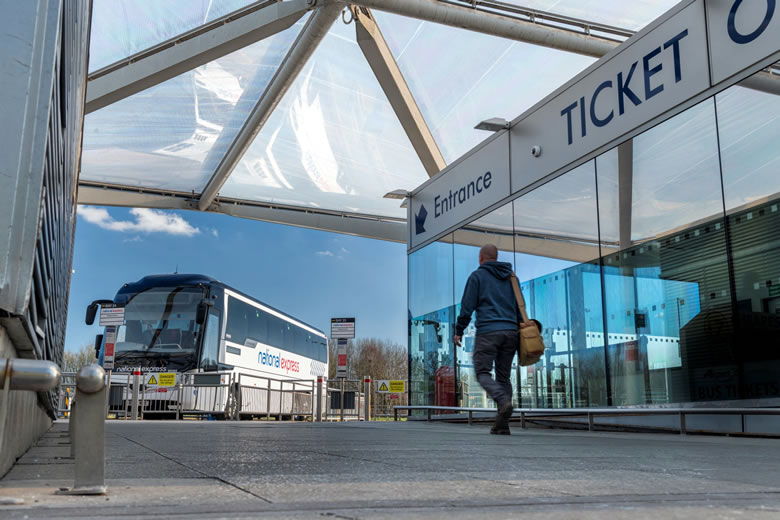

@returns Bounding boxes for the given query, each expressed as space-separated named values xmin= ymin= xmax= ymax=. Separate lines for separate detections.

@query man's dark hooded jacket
xmin=455 ymin=261 xmax=520 ymax=337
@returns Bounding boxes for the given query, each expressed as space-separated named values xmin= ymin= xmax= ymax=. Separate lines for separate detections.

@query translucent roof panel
xmin=80 ymin=20 xmax=306 ymax=192
xmin=220 ymin=19 xmax=429 ymax=218
xmin=373 ymin=12 xmax=596 ymax=162
xmin=500 ymin=0 xmax=681 ymax=32
xmin=89 ymin=0 xmax=255 ymax=72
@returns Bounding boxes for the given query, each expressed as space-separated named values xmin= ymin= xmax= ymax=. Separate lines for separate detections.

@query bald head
xmin=479 ymin=244 xmax=498 ymax=264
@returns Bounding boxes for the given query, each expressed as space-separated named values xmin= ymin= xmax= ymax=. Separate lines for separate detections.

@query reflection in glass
xmin=514 ymin=161 xmax=606 ymax=408
xmin=597 ymin=98 xmax=731 ymax=405
xmin=716 ymin=77 xmax=780 ymax=400
xmin=453 ymin=204 xmax=516 ymax=408
xmin=409 ymin=237 xmax=454 ymax=413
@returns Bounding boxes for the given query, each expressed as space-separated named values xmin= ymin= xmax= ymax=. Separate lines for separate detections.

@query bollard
xmin=363 ymin=376 xmax=371 ymax=422
xmin=69 ymin=400 xmax=77 ymax=458
xmin=57 ymin=364 xmax=107 ymax=495
xmin=131 ymin=370 xmax=140 ymax=420
xmin=316 ymin=377 xmax=323 ymax=422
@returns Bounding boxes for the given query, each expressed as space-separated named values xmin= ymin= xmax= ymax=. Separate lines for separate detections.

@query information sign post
xmin=331 ymin=318 xmax=355 ymax=422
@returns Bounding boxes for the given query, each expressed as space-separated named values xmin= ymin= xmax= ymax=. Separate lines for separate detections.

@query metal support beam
xmin=77 ymin=183 xmax=406 ymax=242
xmin=350 ymin=0 xmax=780 ymax=97
xmin=85 ymin=0 xmax=314 ymax=113
xmin=198 ymin=1 xmax=344 ymax=211
xmin=354 ymin=7 xmax=446 ymax=177
xmin=348 ymin=0 xmax=616 ymax=58
xmin=617 ymin=140 xmax=633 ymax=250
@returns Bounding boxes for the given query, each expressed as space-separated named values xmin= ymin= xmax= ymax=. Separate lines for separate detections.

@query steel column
xmin=354 ymin=7 xmax=446 ymax=177
xmin=198 ymin=1 xmax=344 ymax=211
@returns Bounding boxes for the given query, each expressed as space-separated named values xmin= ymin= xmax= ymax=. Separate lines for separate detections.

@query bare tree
xmin=62 ymin=344 xmax=98 ymax=373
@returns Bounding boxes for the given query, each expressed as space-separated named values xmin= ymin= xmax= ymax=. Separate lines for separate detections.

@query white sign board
xmin=706 ymin=0 xmax=780 ymax=84
xmin=336 ymin=338 xmax=348 ymax=378
xmin=331 ymin=317 xmax=355 ymax=339
xmin=99 ymin=304 xmax=125 ymax=326
xmin=103 ymin=325 xmax=117 ymax=370
xmin=510 ymin=1 xmax=710 ymax=196
xmin=411 ymin=133 xmax=510 ymax=249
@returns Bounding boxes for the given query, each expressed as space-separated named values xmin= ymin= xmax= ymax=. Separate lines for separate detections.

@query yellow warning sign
xmin=158 ymin=373 xmax=176 ymax=387
xmin=147 ymin=375 xmax=158 ymax=385
xmin=388 ymin=380 xmax=405 ymax=393
xmin=377 ymin=380 xmax=405 ymax=393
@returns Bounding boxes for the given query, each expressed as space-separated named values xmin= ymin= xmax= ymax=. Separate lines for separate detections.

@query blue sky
xmin=65 ymin=206 xmax=407 ymax=352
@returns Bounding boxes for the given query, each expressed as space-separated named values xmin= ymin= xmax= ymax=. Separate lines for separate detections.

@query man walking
xmin=453 ymin=244 xmax=525 ymax=435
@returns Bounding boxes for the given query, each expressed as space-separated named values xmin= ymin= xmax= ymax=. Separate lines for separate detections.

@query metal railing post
xmin=339 ymin=378 xmax=345 ymax=422
xmin=520 ymin=411 xmax=526 ymax=429
xmin=363 ymin=376 xmax=371 ymax=422
xmin=279 ymin=381 xmax=284 ymax=420
xmin=131 ymin=371 xmax=140 ymax=420
xmin=291 ymin=382 xmax=296 ymax=421
xmin=266 ymin=379 xmax=271 ymax=421
xmin=679 ymin=411 xmax=687 ymax=435
xmin=394 ymin=407 xmax=398 ymax=421
xmin=315 ymin=377 xmax=322 ymax=422
xmin=58 ymin=365 xmax=107 ymax=495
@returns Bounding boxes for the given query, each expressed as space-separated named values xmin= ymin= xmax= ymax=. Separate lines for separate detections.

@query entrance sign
xmin=376 ymin=380 xmax=406 ymax=393
xmin=706 ymin=0 xmax=780 ymax=84
xmin=410 ymin=133 xmax=510 ymax=248
xmin=331 ymin=317 xmax=355 ymax=339
xmin=510 ymin=1 xmax=709 ymax=198
xmin=407 ymin=0 xmax=780 ymax=252
xmin=336 ymin=338 xmax=348 ymax=378
xmin=99 ymin=303 xmax=124 ymax=326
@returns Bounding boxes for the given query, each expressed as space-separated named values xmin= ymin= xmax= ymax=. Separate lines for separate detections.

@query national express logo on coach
xmin=258 ymin=348 xmax=300 ymax=374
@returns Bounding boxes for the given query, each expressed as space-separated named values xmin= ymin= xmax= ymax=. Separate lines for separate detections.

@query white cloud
xmin=340 ymin=247 xmax=349 ymax=255
xmin=123 ymin=236 xmax=143 ymax=243
xmin=78 ymin=206 xmax=200 ymax=237
xmin=211 ymin=229 xmax=219 ymax=239
xmin=316 ymin=250 xmax=335 ymax=257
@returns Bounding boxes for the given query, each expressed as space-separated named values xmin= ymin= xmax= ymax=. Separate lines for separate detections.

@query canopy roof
xmin=78 ymin=0 xmax=721 ymax=247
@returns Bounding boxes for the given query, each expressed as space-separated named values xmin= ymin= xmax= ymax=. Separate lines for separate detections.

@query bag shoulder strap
xmin=509 ymin=273 xmax=530 ymax=323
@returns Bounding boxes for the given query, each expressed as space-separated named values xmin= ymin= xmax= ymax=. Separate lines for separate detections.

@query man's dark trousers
xmin=473 ymin=330 xmax=516 ymax=406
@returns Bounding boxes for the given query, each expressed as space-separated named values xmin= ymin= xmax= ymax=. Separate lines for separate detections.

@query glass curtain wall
xmin=408 ymin=67 xmax=780 ymax=409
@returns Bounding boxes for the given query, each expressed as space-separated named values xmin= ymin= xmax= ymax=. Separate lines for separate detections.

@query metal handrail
xmin=393 ymin=405 xmax=780 ymax=434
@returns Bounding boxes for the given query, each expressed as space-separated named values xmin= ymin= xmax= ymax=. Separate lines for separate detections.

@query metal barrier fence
xmin=237 ymin=372 xmax=315 ymax=420
xmin=324 ymin=378 xmax=365 ymax=421
xmin=392 ymin=405 xmax=780 ymax=435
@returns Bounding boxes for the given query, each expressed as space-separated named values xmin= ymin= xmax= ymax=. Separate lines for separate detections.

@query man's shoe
xmin=498 ymin=401 xmax=514 ymax=419
xmin=490 ymin=424 xmax=511 ymax=435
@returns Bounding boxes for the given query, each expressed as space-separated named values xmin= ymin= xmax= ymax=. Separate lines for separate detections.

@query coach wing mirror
xmin=94 ymin=334 xmax=103 ymax=359
xmin=85 ymin=299 xmax=114 ymax=325
xmin=196 ymin=299 xmax=213 ymax=325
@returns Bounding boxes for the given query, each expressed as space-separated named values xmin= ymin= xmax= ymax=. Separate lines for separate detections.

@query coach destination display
xmin=410 ymin=132 xmax=510 ymax=248
xmin=408 ymin=0 xmax=780 ymax=252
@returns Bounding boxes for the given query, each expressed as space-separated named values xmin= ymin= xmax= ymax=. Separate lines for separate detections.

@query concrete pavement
xmin=1 ymin=420 xmax=779 ymax=518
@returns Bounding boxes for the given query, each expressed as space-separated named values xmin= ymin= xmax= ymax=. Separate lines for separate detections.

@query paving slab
xmin=0 ymin=420 xmax=779 ymax=519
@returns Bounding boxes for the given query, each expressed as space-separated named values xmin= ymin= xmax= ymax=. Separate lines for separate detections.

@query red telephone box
xmin=434 ymin=366 xmax=456 ymax=408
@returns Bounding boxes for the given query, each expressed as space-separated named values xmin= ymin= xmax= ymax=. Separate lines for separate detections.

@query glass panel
xmin=513 ymin=161 xmax=606 ymax=408
xmin=374 ymin=11 xmax=594 ymax=162
xmin=500 ymin=0 xmax=680 ymax=31
xmin=716 ymin=75 xmax=780 ymax=401
xmin=453 ymin=203 xmax=516 ymax=408
xmin=81 ymin=22 xmax=304 ymax=192
xmin=89 ymin=0 xmax=255 ymax=72
xmin=409 ymin=236 xmax=454 ymax=412
xmin=596 ymin=98 xmax=731 ymax=405
xmin=221 ymin=20 xmax=428 ymax=218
